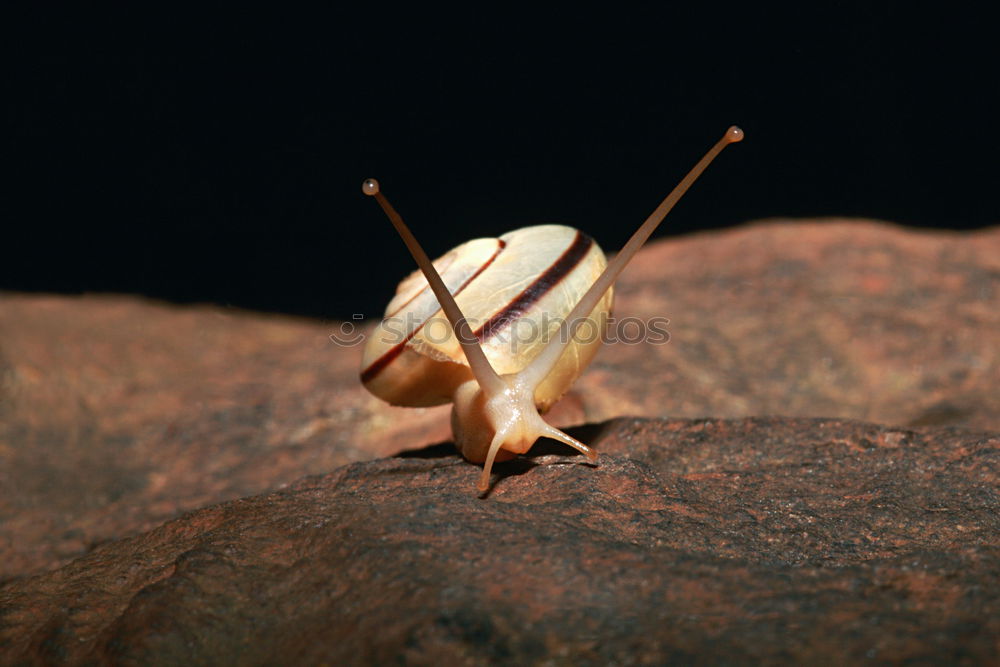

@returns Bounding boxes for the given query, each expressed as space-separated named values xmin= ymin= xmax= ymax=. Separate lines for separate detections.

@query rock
xmin=1 ymin=220 xmax=997 ymax=580
xmin=586 ymin=220 xmax=1000 ymax=432
xmin=1 ymin=417 xmax=997 ymax=663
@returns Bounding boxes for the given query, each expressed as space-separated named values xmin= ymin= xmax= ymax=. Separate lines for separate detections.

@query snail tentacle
xmin=363 ymin=183 xmax=506 ymax=398
xmin=478 ymin=429 xmax=509 ymax=493
xmin=538 ymin=423 xmax=596 ymax=460
xmin=517 ymin=126 xmax=744 ymax=390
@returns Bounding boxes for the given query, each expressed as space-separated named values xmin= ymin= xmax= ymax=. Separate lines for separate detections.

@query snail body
xmin=360 ymin=127 xmax=743 ymax=493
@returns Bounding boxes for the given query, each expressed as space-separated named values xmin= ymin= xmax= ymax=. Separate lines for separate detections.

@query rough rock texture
xmin=0 ymin=220 xmax=997 ymax=583
xmin=593 ymin=220 xmax=1000 ymax=432
xmin=1 ymin=417 xmax=997 ymax=664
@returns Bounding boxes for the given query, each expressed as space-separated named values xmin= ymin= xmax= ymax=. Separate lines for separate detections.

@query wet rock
xmin=1 ymin=417 xmax=997 ymax=664
xmin=0 ymin=220 xmax=997 ymax=580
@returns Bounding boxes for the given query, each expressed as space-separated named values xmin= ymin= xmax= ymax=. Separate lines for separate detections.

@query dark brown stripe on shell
xmin=360 ymin=239 xmax=507 ymax=384
xmin=474 ymin=230 xmax=594 ymax=341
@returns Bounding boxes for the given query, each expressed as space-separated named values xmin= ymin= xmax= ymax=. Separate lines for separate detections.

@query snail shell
xmin=361 ymin=224 xmax=612 ymax=412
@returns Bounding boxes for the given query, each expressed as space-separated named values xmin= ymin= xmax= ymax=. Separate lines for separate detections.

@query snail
xmin=361 ymin=126 xmax=743 ymax=493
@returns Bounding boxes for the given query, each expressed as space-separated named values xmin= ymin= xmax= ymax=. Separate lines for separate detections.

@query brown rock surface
xmin=592 ymin=220 xmax=1000 ymax=432
xmin=1 ymin=417 xmax=997 ymax=664
xmin=0 ymin=219 xmax=997 ymax=583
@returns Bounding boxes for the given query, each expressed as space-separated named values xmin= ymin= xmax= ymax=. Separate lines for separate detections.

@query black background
xmin=7 ymin=6 xmax=998 ymax=320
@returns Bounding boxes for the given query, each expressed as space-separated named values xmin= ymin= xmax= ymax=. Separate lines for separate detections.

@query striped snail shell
xmin=359 ymin=126 xmax=743 ymax=494
xmin=360 ymin=225 xmax=612 ymax=412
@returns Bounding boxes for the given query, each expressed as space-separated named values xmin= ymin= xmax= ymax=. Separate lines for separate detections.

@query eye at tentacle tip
xmin=362 ymin=178 xmax=381 ymax=196
xmin=726 ymin=126 xmax=744 ymax=143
